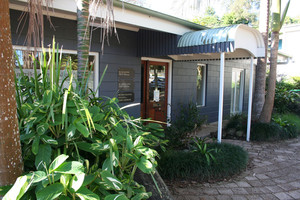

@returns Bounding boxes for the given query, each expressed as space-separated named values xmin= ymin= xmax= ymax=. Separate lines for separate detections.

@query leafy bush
xmin=165 ymin=102 xmax=206 ymax=149
xmin=279 ymin=113 xmax=300 ymax=132
xmin=250 ymin=112 xmax=300 ymax=142
xmin=223 ymin=114 xmax=247 ymax=139
xmin=3 ymin=41 xmax=164 ymax=199
xmin=274 ymin=80 xmax=300 ymax=114
xmin=223 ymin=112 xmax=300 ymax=141
xmin=158 ymin=143 xmax=248 ymax=182
xmin=273 ymin=113 xmax=300 ymax=138
xmin=292 ymin=76 xmax=300 ymax=89
xmin=192 ymin=137 xmax=220 ymax=165
xmin=250 ymin=121 xmax=296 ymax=141
xmin=250 ymin=122 xmax=282 ymax=141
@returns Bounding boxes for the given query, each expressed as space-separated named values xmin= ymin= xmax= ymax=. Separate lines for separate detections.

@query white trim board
xmin=10 ymin=0 xmax=194 ymax=35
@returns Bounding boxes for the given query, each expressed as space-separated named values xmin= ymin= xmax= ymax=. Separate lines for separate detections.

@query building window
xmin=196 ymin=64 xmax=206 ymax=106
xmin=13 ymin=46 xmax=99 ymax=93
xmin=230 ymin=68 xmax=245 ymax=114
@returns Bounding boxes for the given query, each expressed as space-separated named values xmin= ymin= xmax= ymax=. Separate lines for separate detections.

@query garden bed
xmin=158 ymin=142 xmax=248 ymax=183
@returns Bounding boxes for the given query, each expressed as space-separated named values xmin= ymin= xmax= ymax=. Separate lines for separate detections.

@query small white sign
xmin=153 ymin=89 xmax=160 ymax=102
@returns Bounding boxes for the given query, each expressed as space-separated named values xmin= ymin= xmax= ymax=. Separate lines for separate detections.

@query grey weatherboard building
xmin=9 ymin=1 xmax=264 ymax=132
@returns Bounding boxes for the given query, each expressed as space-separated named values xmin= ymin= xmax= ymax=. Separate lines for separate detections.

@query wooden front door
xmin=141 ymin=61 xmax=168 ymax=122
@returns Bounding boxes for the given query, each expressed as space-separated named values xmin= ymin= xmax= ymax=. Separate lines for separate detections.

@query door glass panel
xmin=196 ymin=64 xmax=206 ymax=106
xmin=149 ymin=65 xmax=166 ymax=103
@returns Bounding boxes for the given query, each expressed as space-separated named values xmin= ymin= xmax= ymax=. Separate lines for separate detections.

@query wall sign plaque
xmin=118 ymin=80 xmax=134 ymax=91
xmin=118 ymin=68 xmax=135 ymax=79
xmin=118 ymin=92 xmax=134 ymax=103
xmin=118 ymin=68 xmax=135 ymax=102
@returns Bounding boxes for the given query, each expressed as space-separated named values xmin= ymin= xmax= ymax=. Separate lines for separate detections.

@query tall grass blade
xmin=50 ymin=38 xmax=56 ymax=90
xmin=14 ymin=51 xmax=24 ymax=77
xmin=32 ymin=55 xmax=41 ymax=99
xmin=42 ymin=44 xmax=49 ymax=90
xmin=150 ymin=172 xmax=162 ymax=198
xmin=55 ymin=44 xmax=62 ymax=88
xmin=62 ymin=90 xmax=68 ymax=129
xmin=95 ymin=65 xmax=108 ymax=94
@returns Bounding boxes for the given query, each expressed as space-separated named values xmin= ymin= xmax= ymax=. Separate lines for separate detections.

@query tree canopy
xmin=192 ymin=0 xmax=259 ymax=28
xmin=284 ymin=16 xmax=300 ymax=25
xmin=192 ymin=6 xmax=220 ymax=27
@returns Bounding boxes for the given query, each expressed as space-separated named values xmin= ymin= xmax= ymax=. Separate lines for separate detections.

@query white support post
xmin=246 ymin=57 xmax=254 ymax=142
xmin=217 ymin=52 xmax=225 ymax=143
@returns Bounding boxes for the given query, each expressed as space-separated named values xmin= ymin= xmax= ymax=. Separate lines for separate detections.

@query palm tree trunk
xmin=0 ymin=0 xmax=23 ymax=186
xmin=252 ymin=0 xmax=269 ymax=120
xmin=77 ymin=0 xmax=90 ymax=83
xmin=259 ymin=31 xmax=279 ymax=123
xmin=253 ymin=43 xmax=267 ymax=120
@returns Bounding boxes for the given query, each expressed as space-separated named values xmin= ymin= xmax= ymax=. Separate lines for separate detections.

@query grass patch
xmin=251 ymin=113 xmax=300 ymax=142
xmin=279 ymin=113 xmax=300 ymax=133
xmin=250 ymin=122 xmax=284 ymax=141
xmin=158 ymin=143 xmax=248 ymax=182
xmin=222 ymin=112 xmax=300 ymax=142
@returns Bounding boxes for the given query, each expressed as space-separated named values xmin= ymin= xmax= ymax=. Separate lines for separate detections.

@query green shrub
xmin=250 ymin=119 xmax=299 ymax=142
xmin=279 ymin=113 xmax=300 ymax=131
xmin=158 ymin=143 xmax=248 ymax=182
xmin=173 ymin=102 xmax=206 ymax=132
xmin=165 ymin=102 xmax=206 ymax=149
xmin=3 ymin=40 xmax=164 ymax=200
xmin=250 ymin=122 xmax=284 ymax=141
xmin=274 ymin=80 xmax=300 ymax=114
xmin=292 ymin=76 xmax=300 ymax=89
xmin=224 ymin=112 xmax=300 ymax=142
xmin=224 ymin=114 xmax=247 ymax=139
xmin=192 ymin=137 xmax=220 ymax=165
xmin=273 ymin=113 xmax=300 ymax=137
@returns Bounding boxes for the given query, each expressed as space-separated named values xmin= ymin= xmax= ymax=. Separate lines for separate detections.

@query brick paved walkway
xmin=168 ymin=138 xmax=300 ymax=200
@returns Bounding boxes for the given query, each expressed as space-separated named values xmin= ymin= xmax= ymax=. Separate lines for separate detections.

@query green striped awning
xmin=178 ymin=25 xmax=238 ymax=47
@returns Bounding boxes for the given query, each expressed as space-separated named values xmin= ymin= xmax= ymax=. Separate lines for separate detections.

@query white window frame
xmin=196 ymin=64 xmax=207 ymax=107
xmin=13 ymin=45 xmax=99 ymax=96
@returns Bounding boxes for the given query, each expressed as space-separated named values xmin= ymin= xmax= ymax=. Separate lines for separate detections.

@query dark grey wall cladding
xmin=98 ymin=50 xmax=142 ymax=118
xmin=10 ymin=10 xmax=78 ymax=49
xmin=10 ymin=9 xmax=141 ymax=118
xmin=138 ymin=29 xmax=235 ymax=57
xmin=171 ymin=59 xmax=254 ymax=123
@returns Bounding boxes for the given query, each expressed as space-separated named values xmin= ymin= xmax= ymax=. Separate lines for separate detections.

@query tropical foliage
xmin=273 ymin=79 xmax=300 ymax=114
xmin=2 ymin=40 xmax=165 ymax=199
xmin=165 ymin=102 xmax=206 ymax=149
